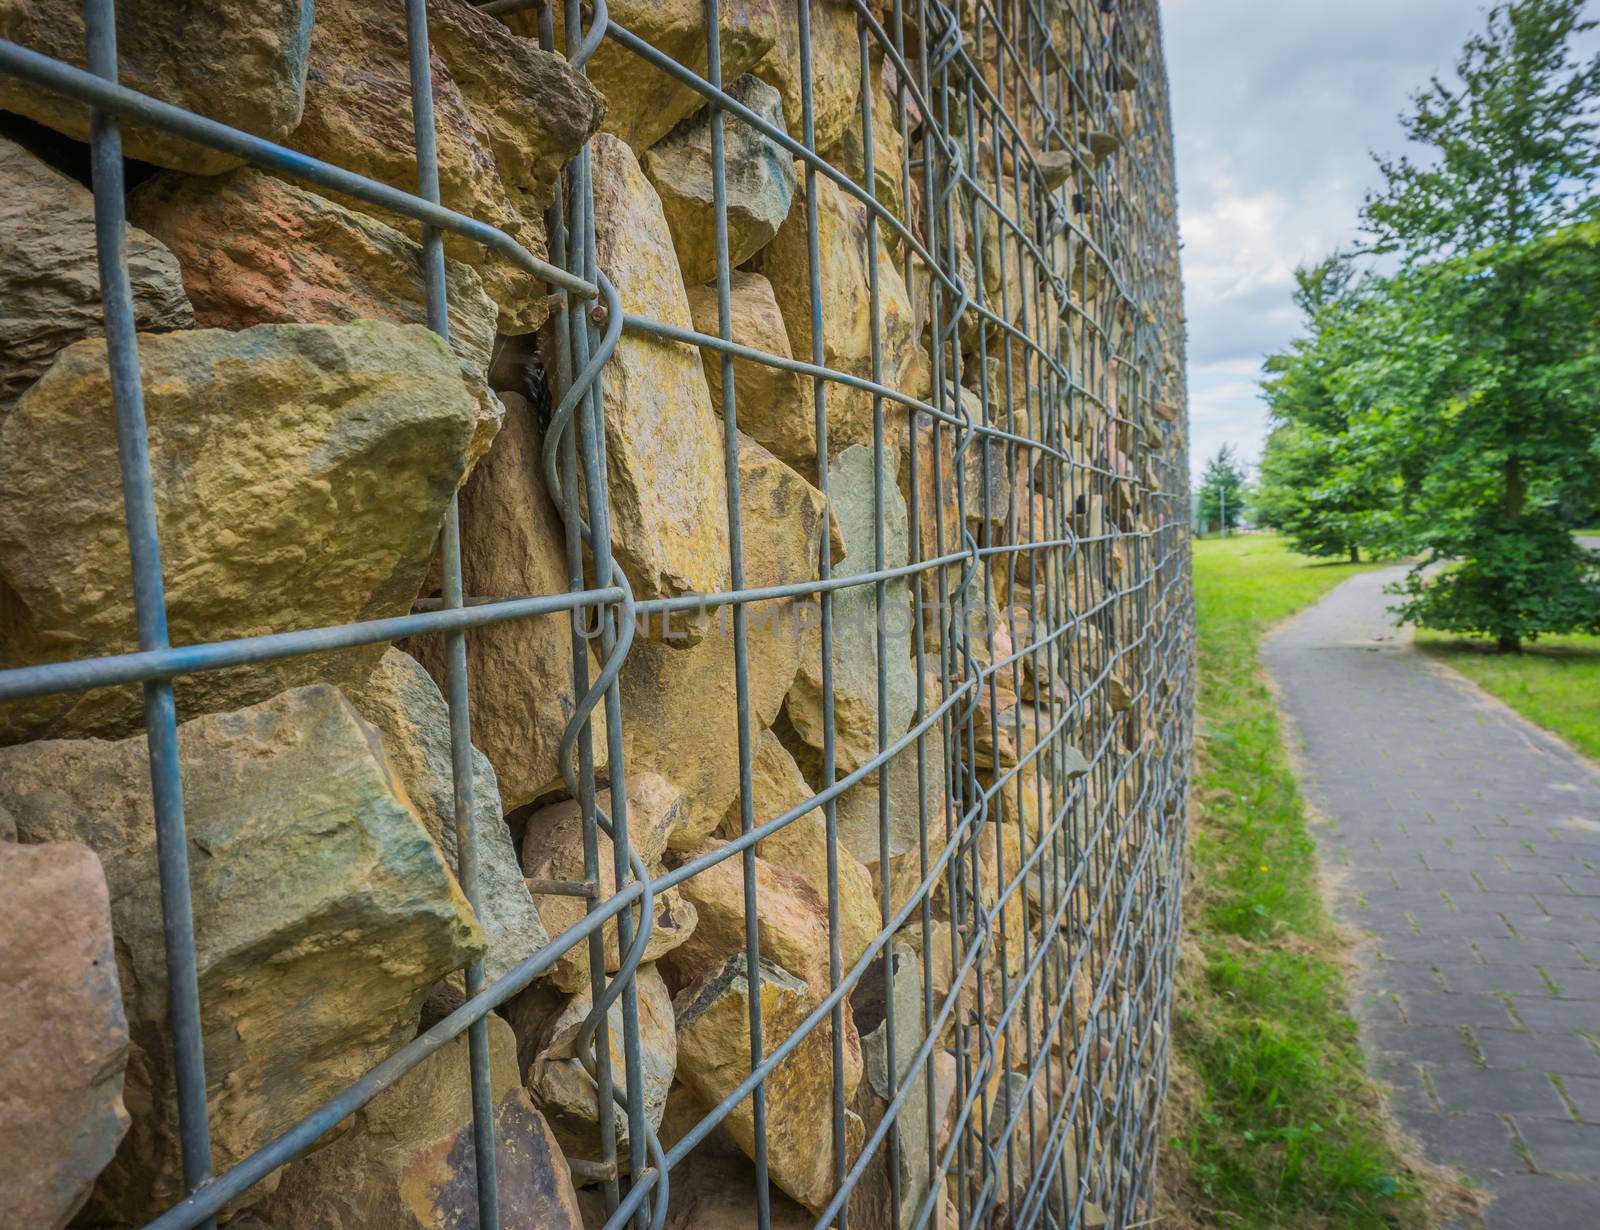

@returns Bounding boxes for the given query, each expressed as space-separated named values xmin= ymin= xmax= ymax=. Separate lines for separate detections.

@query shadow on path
xmin=1262 ymin=565 xmax=1600 ymax=1230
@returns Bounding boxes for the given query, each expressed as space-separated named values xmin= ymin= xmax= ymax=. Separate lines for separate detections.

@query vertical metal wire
xmin=82 ymin=3 xmax=215 ymax=1227
xmin=402 ymin=3 xmax=499 ymax=1223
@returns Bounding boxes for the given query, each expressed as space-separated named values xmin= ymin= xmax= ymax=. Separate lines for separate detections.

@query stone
xmin=663 ymin=1130 xmax=815 ymax=1229
xmin=0 ymin=0 xmax=312 ymax=174
xmin=851 ymin=944 xmax=931 ymax=1230
xmin=0 ymin=842 xmax=129 ymax=1230
xmin=0 ymin=685 xmax=484 ymax=1222
xmin=821 ymin=54 xmax=908 ymax=237
xmin=753 ymin=0 xmax=862 ymax=154
xmin=641 ymin=75 xmax=796 ymax=285
xmin=832 ymin=716 xmax=947 ymax=872
xmin=586 ymin=133 xmax=732 ymax=602
xmin=521 ymin=963 xmax=676 ymax=1164
xmin=673 ymin=954 xmax=863 ymax=1213
xmin=0 ymin=136 xmax=192 ymax=415
xmin=514 ymin=0 xmax=779 ymax=153
xmin=785 ymin=444 xmax=917 ymax=775
xmin=0 ymin=322 xmax=478 ymax=745
xmin=521 ymin=774 xmax=697 ymax=994
xmin=719 ymin=729 xmax=879 ymax=972
xmin=344 ymin=649 xmax=548 ymax=988
xmin=291 ymin=0 xmax=604 ymax=333
xmin=620 ymin=434 xmax=829 ymax=847
xmin=662 ymin=839 xmax=834 ymax=997
xmin=751 ymin=171 xmax=924 ymax=455
xmin=256 ymin=1015 xmax=583 ymax=1230
xmin=686 ymin=272 xmax=817 ymax=473
xmin=401 ymin=393 xmax=608 ymax=809
xmin=128 ymin=168 xmax=501 ymax=459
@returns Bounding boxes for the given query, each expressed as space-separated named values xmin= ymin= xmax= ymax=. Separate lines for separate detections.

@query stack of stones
xmin=0 ymin=0 xmax=1189 ymax=1227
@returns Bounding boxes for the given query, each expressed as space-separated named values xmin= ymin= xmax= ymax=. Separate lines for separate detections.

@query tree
xmin=1197 ymin=445 xmax=1249 ymax=536
xmin=1254 ymin=256 xmax=1397 ymax=562
xmin=1360 ymin=0 xmax=1600 ymax=650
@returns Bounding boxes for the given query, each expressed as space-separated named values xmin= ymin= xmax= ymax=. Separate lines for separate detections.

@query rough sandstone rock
xmin=256 ymin=1016 xmax=583 ymax=1230
xmin=751 ymin=172 xmax=925 ymax=456
xmin=0 ymin=136 xmax=193 ymax=415
xmin=662 ymin=1131 xmax=815 ymax=1229
xmin=674 ymin=954 xmax=864 ymax=1213
xmin=587 ymin=132 xmax=732 ymax=602
xmin=515 ymin=0 xmax=779 ymax=153
xmin=620 ymin=434 xmax=829 ymax=848
xmin=0 ymin=686 xmax=485 ymax=1222
xmin=521 ymin=773 xmax=697 ymax=994
xmin=520 ymin=963 xmax=677 ymax=1163
xmin=0 ymin=322 xmax=477 ymax=745
xmin=661 ymin=839 xmax=834 ymax=998
xmin=0 ymin=0 xmax=313 ymax=174
xmin=344 ymin=648 xmax=548 ymax=988
xmin=785 ymin=444 xmax=917 ymax=777
xmin=403 ymin=393 xmax=608 ymax=810
xmin=752 ymin=0 xmax=861 ymax=154
xmin=641 ymin=74 xmax=796 ymax=285
xmin=854 ymin=944 xmax=931 ymax=1230
xmin=291 ymin=0 xmax=604 ymax=333
xmin=686 ymin=272 xmax=817 ymax=473
xmin=718 ymin=729 xmax=879 ymax=972
xmin=127 ymin=168 xmax=503 ymax=461
xmin=0 ymin=842 xmax=130 ymax=1230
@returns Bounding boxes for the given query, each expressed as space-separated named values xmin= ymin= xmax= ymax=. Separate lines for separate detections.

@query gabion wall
xmin=0 ymin=0 xmax=1192 ymax=1227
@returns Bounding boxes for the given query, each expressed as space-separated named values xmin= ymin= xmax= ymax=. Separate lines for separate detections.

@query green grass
xmin=1415 ymin=629 xmax=1600 ymax=761
xmin=1161 ymin=536 xmax=1446 ymax=1229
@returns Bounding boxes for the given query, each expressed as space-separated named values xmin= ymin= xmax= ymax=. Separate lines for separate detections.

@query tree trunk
xmin=1497 ymin=633 xmax=1521 ymax=654
xmin=1348 ymin=544 xmax=1360 ymax=564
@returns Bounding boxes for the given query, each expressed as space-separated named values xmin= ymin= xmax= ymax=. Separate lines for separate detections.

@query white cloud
xmin=1161 ymin=0 xmax=1501 ymax=480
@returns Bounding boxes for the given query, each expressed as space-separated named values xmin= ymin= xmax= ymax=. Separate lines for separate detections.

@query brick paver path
xmin=1262 ymin=562 xmax=1600 ymax=1228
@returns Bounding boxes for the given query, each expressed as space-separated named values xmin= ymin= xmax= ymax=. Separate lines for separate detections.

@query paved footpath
xmin=1262 ymin=562 xmax=1600 ymax=1228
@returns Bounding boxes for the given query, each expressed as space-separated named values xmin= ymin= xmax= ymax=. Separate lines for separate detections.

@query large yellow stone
xmin=751 ymin=171 xmax=924 ymax=457
xmin=0 ymin=322 xmax=478 ymax=745
xmin=0 ymin=686 xmax=485 ymax=1222
xmin=256 ymin=1017 xmax=584 ymax=1230
xmin=0 ymin=0 xmax=312 ymax=175
xmin=719 ymin=730 xmax=879 ymax=973
xmin=620 ymin=435 xmax=828 ymax=848
xmin=752 ymin=0 xmax=861 ymax=154
xmin=674 ymin=953 xmax=863 ymax=1213
xmin=290 ymin=0 xmax=604 ymax=333
xmin=516 ymin=0 xmax=779 ymax=153
xmin=588 ymin=133 xmax=732 ymax=602
xmin=687 ymin=272 xmax=818 ymax=474
xmin=402 ymin=393 xmax=608 ymax=809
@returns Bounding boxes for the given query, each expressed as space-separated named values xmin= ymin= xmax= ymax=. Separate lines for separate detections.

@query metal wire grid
xmin=0 ymin=0 xmax=1193 ymax=1227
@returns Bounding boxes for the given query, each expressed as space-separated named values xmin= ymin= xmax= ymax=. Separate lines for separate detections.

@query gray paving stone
xmin=1397 ymin=1110 xmax=1527 ymax=1175
xmin=1508 ymin=996 xmax=1600 ymax=1033
xmin=1263 ymin=566 xmax=1600 ymax=1219
xmin=1429 ymin=1067 xmax=1571 ymax=1119
xmin=1439 ymin=964 xmax=1553 ymax=997
xmin=1480 ymin=1174 xmax=1600 ymax=1229
xmin=1513 ymin=1118 xmax=1600 ymax=1178
xmin=1473 ymin=1029 xmax=1600 ymax=1077
xmin=1472 ymin=937 xmax=1594 ymax=969
xmin=1399 ymin=989 xmax=1520 ymax=1030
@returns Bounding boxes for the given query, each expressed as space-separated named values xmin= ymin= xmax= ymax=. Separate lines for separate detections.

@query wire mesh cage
xmin=0 ymin=0 xmax=1192 ymax=1227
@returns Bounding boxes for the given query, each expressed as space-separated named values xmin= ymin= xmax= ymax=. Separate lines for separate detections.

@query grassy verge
xmin=1414 ymin=629 xmax=1600 ymax=761
xmin=1160 ymin=536 xmax=1441 ymax=1229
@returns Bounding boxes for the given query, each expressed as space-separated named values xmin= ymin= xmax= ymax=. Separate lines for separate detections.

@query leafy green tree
xmin=1360 ymin=0 xmax=1600 ymax=650
xmin=1197 ymin=445 xmax=1249 ymax=535
xmin=1254 ymin=256 xmax=1396 ymax=561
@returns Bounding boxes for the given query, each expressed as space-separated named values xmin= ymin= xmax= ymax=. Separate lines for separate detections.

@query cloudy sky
xmin=1161 ymin=1 xmax=1511 ymax=480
